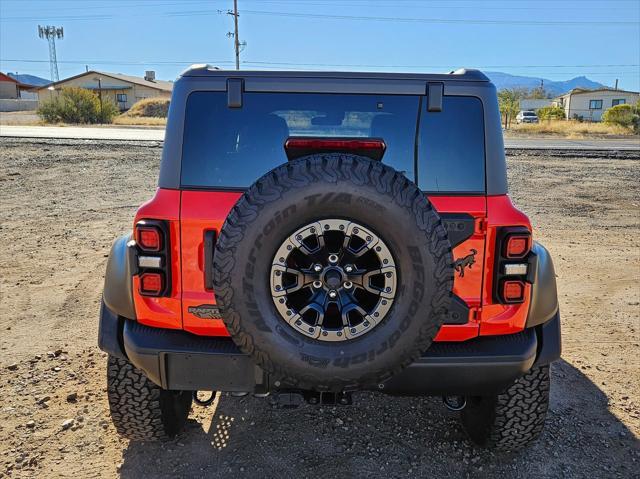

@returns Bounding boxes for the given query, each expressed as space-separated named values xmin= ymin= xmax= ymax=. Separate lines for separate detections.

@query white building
xmin=553 ymin=88 xmax=639 ymax=122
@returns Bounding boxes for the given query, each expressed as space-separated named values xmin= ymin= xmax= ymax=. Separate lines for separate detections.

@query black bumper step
xmin=113 ymin=312 xmax=560 ymax=396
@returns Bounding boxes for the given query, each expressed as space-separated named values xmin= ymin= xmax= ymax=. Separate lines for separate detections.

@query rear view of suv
xmin=99 ymin=66 xmax=560 ymax=451
xmin=516 ymin=110 xmax=539 ymax=123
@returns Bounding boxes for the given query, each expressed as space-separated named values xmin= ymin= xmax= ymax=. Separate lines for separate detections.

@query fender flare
xmin=103 ymin=234 xmax=137 ymax=320
xmin=526 ymin=242 xmax=559 ymax=328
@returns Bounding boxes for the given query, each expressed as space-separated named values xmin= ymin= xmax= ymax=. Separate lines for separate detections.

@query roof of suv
xmin=180 ymin=64 xmax=490 ymax=82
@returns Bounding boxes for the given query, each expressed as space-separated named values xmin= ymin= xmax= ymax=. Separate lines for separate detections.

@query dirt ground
xmin=0 ymin=112 xmax=40 ymax=126
xmin=0 ymin=138 xmax=638 ymax=478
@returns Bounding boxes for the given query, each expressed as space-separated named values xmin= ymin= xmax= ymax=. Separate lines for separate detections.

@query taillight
xmin=140 ymin=272 xmax=164 ymax=295
xmin=504 ymin=234 xmax=531 ymax=259
xmin=493 ymin=227 xmax=532 ymax=304
xmin=136 ymin=225 xmax=162 ymax=251
xmin=502 ymin=280 xmax=525 ymax=303
xmin=134 ymin=220 xmax=171 ymax=297
xmin=285 ymin=137 xmax=386 ymax=161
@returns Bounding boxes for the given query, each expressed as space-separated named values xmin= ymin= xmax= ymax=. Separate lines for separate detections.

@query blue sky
xmin=1 ymin=0 xmax=639 ymax=90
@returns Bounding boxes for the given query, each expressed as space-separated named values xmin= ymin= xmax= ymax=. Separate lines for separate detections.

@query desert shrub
xmin=37 ymin=98 xmax=61 ymax=123
xmin=537 ymin=106 xmax=565 ymax=120
xmin=37 ymin=87 xmax=119 ymax=124
xmin=602 ymin=103 xmax=639 ymax=132
xmin=125 ymin=97 xmax=170 ymax=117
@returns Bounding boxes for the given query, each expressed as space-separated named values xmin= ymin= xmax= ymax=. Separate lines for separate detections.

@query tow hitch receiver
xmin=270 ymin=391 xmax=353 ymax=408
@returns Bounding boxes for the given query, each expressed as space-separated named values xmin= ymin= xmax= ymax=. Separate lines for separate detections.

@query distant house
xmin=519 ymin=99 xmax=554 ymax=111
xmin=0 ymin=72 xmax=40 ymax=111
xmin=0 ymin=72 xmax=36 ymax=99
xmin=553 ymin=88 xmax=639 ymax=122
xmin=36 ymin=70 xmax=173 ymax=111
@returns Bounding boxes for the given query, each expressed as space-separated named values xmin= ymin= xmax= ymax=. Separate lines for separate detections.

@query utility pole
xmin=38 ymin=25 xmax=64 ymax=82
xmin=94 ymin=77 xmax=103 ymax=123
xmin=226 ymin=0 xmax=245 ymax=70
xmin=232 ymin=0 xmax=240 ymax=70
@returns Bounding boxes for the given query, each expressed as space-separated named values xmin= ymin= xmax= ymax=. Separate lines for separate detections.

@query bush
xmin=602 ymin=103 xmax=639 ymax=131
xmin=125 ymin=97 xmax=170 ymax=118
xmin=537 ymin=106 xmax=565 ymax=121
xmin=37 ymin=87 xmax=119 ymax=124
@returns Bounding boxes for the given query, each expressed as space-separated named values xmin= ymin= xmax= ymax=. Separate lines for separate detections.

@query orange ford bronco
xmin=99 ymin=67 xmax=560 ymax=451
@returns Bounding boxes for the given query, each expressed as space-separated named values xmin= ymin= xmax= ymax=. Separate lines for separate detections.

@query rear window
xmin=181 ymin=92 xmax=419 ymax=188
xmin=417 ymin=96 xmax=485 ymax=193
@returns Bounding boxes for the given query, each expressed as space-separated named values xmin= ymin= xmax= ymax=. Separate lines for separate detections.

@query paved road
xmin=1 ymin=125 xmax=639 ymax=150
xmin=0 ymin=125 xmax=165 ymax=141
xmin=504 ymin=137 xmax=639 ymax=150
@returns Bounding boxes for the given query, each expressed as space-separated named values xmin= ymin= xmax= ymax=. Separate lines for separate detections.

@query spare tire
xmin=213 ymin=153 xmax=453 ymax=391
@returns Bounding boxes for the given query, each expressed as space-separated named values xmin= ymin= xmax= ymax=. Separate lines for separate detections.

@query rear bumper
xmin=99 ymin=302 xmax=561 ymax=396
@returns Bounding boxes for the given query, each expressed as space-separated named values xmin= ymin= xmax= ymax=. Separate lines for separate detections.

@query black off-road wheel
xmin=460 ymin=365 xmax=551 ymax=451
xmin=213 ymin=153 xmax=454 ymax=392
xmin=106 ymin=355 xmax=192 ymax=441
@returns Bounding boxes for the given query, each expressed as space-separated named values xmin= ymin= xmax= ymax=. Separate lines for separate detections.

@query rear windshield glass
xmin=181 ymin=92 xmax=419 ymax=188
xmin=417 ymin=96 xmax=485 ymax=193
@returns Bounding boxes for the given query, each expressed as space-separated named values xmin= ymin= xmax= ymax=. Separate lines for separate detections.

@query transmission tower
xmin=38 ymin=25 xmax=64 ymax=81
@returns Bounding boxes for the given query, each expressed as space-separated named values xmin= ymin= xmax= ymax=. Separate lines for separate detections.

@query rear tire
xmin=107 ymin=355 xmax=192 ymax=440
xmin=460 ymin=365 xmax=550 ymax=451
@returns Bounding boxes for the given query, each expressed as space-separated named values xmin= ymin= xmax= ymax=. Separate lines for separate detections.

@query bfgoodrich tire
xmin=106 ymin=355 xmax=192 ymax=440
xmin=460 ymin=365 xmax=551 ymax=451
xmin=213 ymin=153 xmax=453 ymax=391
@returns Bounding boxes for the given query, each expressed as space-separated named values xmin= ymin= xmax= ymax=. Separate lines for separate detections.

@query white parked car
xmin=516 ymin=111 xmax=539 ymax=124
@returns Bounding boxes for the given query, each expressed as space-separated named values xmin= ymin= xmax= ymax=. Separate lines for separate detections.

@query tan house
xmin=36 ymin=70 xmax=172 ymax=111
xmin=553 ymin=88 xmax=639 ymax=122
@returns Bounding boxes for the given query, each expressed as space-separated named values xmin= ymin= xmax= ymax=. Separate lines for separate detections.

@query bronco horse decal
xmin=454 ymin=249 xmax=477 ymax=278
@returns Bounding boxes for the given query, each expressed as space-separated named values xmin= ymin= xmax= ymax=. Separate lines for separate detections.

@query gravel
xmin=0 ymin=138 xmax=638 ymax=478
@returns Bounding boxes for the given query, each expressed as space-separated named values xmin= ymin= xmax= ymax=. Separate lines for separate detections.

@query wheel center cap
xmin=323 ymin=268 xmax=343 ymax=289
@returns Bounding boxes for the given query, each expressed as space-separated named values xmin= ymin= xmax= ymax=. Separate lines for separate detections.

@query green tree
xmin=537 ymin=106 xmax=565 ymax=121
xmin=498 ymin=88 xmax=522 ymax=129
xmin=37 ymin=87 xmax=119 ymax=124
xmin=525 ymin=86 xmax=548 ymax=99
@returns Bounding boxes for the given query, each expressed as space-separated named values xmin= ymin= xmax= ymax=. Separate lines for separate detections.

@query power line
xmin=0 ymin=58 xmax=640 ymax=74
xmin=241 ymin=61 xmax=640 ymax=69
xmin=5 ymin=0 xmax=639 ymax=12
xmin=3 ymin=7 xmax=638 ymax=26
xmin=232 ymin=9 xmax=640 ymax=26
xmin=3 ymin=59 xmax=637 ymax=70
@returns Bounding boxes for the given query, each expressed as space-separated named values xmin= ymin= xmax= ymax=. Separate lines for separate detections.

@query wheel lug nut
xmin=345 ymin=265 xmax=353 ymax=273
xmin=328 ymin=254 xmax=339 ymax=264
xmin=313 ymin=264 xmax=322 ymax=272
xmin=313 ymin=280 xmax=323 ymax=289
xmin=343 ymin=281 xmax=353 ymax=289
xmin=328 ymin=290 xmax=338 ymax=299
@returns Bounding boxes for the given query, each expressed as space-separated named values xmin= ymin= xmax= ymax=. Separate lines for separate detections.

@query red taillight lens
xmin=285 ymin=137 xmax=386 ymax=161
xmin=140 ymin=272 xmax=163 ymax=295
xmin=136 ymin=226 xmax=162 ymax=251
xmin=285 ymin=138 xmax=386 ymax=151
xmin=502 ymin=280 xmax=525 ymax=303
xmin=504 ymin=234 xmax=531 ymax=259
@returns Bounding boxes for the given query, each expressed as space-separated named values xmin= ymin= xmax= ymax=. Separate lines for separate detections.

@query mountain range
xmin=484 ymin=71 xmax=606 ymax=96
xmin=7 ymin=72 xmax=51 ymax=87
xmin=6 ymin=71 xmax=610 ymax=96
